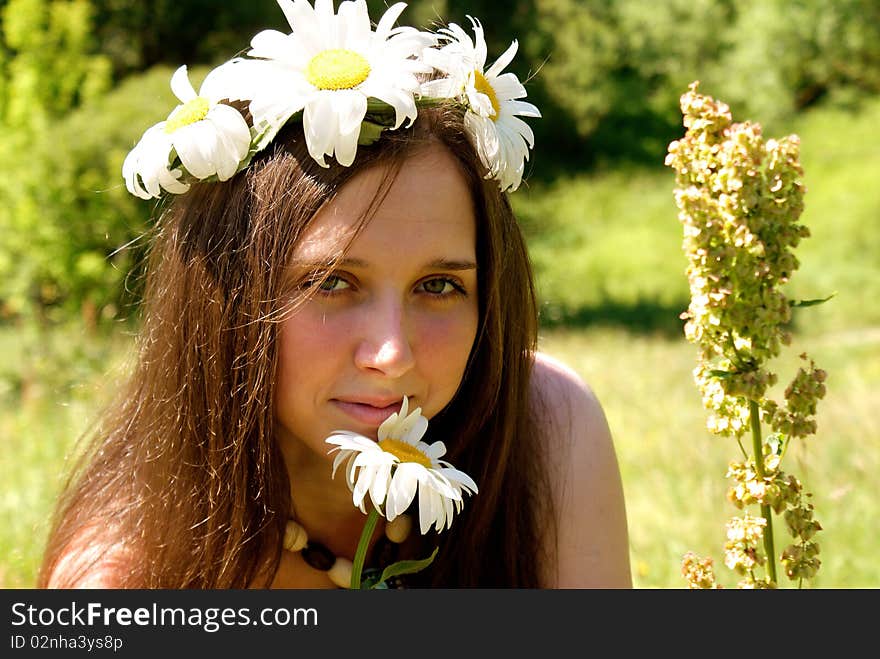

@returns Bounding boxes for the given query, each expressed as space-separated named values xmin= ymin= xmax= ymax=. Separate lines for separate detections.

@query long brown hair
xmin=38 ymin=105 xmax=554 ymax=588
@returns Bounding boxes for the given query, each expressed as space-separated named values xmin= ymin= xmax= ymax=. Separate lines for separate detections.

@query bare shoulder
xmin=531 ymin=351 xmax=632 ymax=588
xmin=43 ymin=527 xmax=128 ymax=589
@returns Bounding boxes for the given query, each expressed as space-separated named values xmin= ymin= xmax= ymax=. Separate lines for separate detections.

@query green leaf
xmin=357 ymin=119 xmax=386 ymax=146
xmin=358 ymin=570 xmax=387 ymax=589
xmin=250 ymin=112 xmax=297 ymax=154
xmin=371 ymin=548 xmax=439 ymax=588
xmin=709 ymin=369 xmax=733 ymax=379
xmin=790 ymin=293 xmax=836 ymax=308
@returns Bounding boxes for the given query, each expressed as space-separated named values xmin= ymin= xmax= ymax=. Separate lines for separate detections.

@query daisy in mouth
xmin=326 ymin=396 xmax=478 ymax=534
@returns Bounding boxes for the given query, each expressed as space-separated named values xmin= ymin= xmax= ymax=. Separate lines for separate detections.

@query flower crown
xmin=122 ymin=0 xmax=541 ymax=201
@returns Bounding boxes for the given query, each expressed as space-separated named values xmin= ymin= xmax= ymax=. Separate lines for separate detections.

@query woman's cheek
xmin=415 ymin=310 xmax=477 ymax=379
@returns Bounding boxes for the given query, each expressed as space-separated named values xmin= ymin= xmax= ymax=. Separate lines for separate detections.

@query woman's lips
xmin=331 ymin=399 xmax=404 ymax=427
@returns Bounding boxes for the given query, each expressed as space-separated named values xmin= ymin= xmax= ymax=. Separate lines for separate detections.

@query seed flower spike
xmin=122 ymin=0 xmax=541 ymax=200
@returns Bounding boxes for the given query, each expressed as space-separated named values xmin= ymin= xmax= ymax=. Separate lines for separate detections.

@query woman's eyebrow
xmin=425 ymin=258 xmax=478 ymax=271
xmin=292 ymin=257 xmax=477 ymax=270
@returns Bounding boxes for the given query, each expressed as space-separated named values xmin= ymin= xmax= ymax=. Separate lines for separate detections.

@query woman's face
xmin=274 ymin=143 xmax=479 ymax=461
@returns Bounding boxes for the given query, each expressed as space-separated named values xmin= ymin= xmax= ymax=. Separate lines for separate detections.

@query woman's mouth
xmin=331 ymin=398 xmax=405 ymax=427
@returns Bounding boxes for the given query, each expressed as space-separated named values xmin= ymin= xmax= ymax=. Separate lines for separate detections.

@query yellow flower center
xmin=164 ymin=97 xmax=211 ymax=133
xmin=473 ymin=70 xmax=500 ymax=120
xmin=379 ymin=439 xmax=432 ymax=468
xmin=306 ymin=49 xmax=371 ymax=90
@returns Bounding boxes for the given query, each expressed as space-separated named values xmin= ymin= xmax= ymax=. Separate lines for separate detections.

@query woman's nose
xmin=353 ymin=292 xmax=415 ymax=378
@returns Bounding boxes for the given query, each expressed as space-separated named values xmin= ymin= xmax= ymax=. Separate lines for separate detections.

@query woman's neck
xmin=277 ymin=426 xmax=383 ymax=559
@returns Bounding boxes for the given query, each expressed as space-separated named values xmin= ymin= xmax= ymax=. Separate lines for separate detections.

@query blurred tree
xmin=87 ymin=0 xmax=288 ymax=76
xmin=87 ymin=1 xmax=460 ymax=77
xmin=704 ymin=0 xmax=880 ymax=128
xmin=0 ymin=0 xmax=112 ymax=324
xmin=436 ymin=0 xmax=880 ymax=170
xmin=3 ymin=0 xmax=880 ymax=329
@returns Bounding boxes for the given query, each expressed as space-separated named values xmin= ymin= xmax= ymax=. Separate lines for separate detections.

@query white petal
xmin=303 ymin=93 xmax=337 ymax=167
xmin=326 ymin=430 xmax=374 ymax=451
xmin=199 ymin=61 xmax=240 ymax=102
xmin=417 ymin=484 xmax=434 ymax=534
xmin=170 ymin=65 xmax=196 ymax=103
xmin=352 ymin=463 xmax=377 ymax=508
xmin=333 ymin=122 xmax=361 ymax=167
xmin=122 ymin=124 xmax=188 ymax=198
xmin=205 ymin=105 xmax=251 ymax=180
xmin=503 ymin=99 xmax=542 ymax=119
xmin=465 ymin=112 xmax=499 ymax=170
xmin=172 ymin=120 xmax=220 ymax=179
xmin=468 ymin=16 xmax=488 ymax=71
xmin=249 ymin=29 xmax=302 ymax=65
xmin=378 ymin=396 xmax=407 ymax=439
xmin=387 ymin=465 xmax=419 ymax=519
xmin=440 ymin=467 xmax=478 ymax=494
xmin=394 ymin=405 xmax=421 ymax=439
xmin=423 ymin=468 xmax=459 ymax=500
xmin=400 ymin=415 xmax=429 ymax=445
xmin=368 ymin=462 xmax=392 ymax=511
xmin=505 ymin=114 xmax=535 ymax=148
xmin=338 ymin=0 xmax=371 ymax=49
xmin=423 ymin=440 xmax=447 ymax=460
xmin=352 ymin=449 xmax=393 ymax=470
xmin=157 ymin=166 xmax=190 ymax=195
xmin=486 ymin=39 xmax=519 ymax=79
xmin=441 ymin=492 xmax=455 ymax=531
xmin=490 ymin=72 xmax=527 ymax=102
xmin=362 ymin=83 xmax=417 ymax=129
xmin=278 ymin=0 xmax=307 ymax=31
xmin=419 ymin=76 xmax=461 ymax=100
xmin=250 ymin=86 xmax=309 ymax=131
xmin=386 ymin=28 xmax=437 ymax=59
xmin=375 ymin=2 xmax=408 ymax=42
xmin=122 ymin=143 xmax=153 ymax=199
xmin=333 ymin=90 xmax=367 ymax=151
xmin=313 ymin=0 xmax=337 ymax=45
xmin=345 ymin=452 xmax=361 ymax=493
xmin=330 ymin=449 xmax=352 ymax=479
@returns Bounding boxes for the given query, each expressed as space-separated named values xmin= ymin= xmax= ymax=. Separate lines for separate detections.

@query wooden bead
xmin=283 ymin=520 xmax=308 ymax=552
xmin=385 ymin=513 xmax=412 ymax=543
xmin=301 ymin=542 xmax=336 ymax=571
xmin=328 ymin=558 xmax=354 ymax=589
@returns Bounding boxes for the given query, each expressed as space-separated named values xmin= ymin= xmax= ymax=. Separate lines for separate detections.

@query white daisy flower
xmin=422 ymin=17 xmax=541 ymax=192
xmin=326 ymin=396 xmax=478 ymax=534
xmin=235 ymin=0 xmax=435 ymax=168
xmin=122 ymin=64 xmax=251 ymax=199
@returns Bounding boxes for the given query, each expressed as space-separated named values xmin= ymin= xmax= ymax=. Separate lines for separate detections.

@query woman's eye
xmin=317 ymin=275 xmax=349 ymax=292
xmin=420 ymin=278 xmax=461 ymax=296
xmin=299 ymin=273 xmax=349 ymax=294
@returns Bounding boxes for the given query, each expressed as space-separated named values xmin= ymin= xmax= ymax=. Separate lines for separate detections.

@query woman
xmin=39 ymin=0 xmax=631 ymax=589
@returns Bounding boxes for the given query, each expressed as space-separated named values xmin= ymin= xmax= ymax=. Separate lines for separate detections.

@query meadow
xmin=1 ymin=94 xmax=877 ymax=588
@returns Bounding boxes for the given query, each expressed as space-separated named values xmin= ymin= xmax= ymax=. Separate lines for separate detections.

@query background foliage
xmin=1 ymin=0 xmax=878 ymax=587
xmin=3 ymin=0 xmax=880 ymax=324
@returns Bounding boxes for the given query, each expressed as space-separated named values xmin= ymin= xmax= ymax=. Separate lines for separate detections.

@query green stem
xmin=350 ymin=508 xmax=379 ymax=589
xmin=749 ymin=400 xmax=777 ymax=584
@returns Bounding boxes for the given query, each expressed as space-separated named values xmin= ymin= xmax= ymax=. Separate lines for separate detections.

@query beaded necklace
xmin=283 ymin=513 xmax=413 ymax=589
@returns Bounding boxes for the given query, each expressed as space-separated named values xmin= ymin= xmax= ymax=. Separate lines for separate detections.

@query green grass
xmin=539 ymin=326 xmax=879 ymax=588
xmin=3 ymin=321 xmax=875 ymax=588
xmin=514 ymin=94 xmax=880 ymax=335
xmin=0 ymin=324 xmax=133 ymax=587
xmin=1 ymin=95 xmax=878 ymax=588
